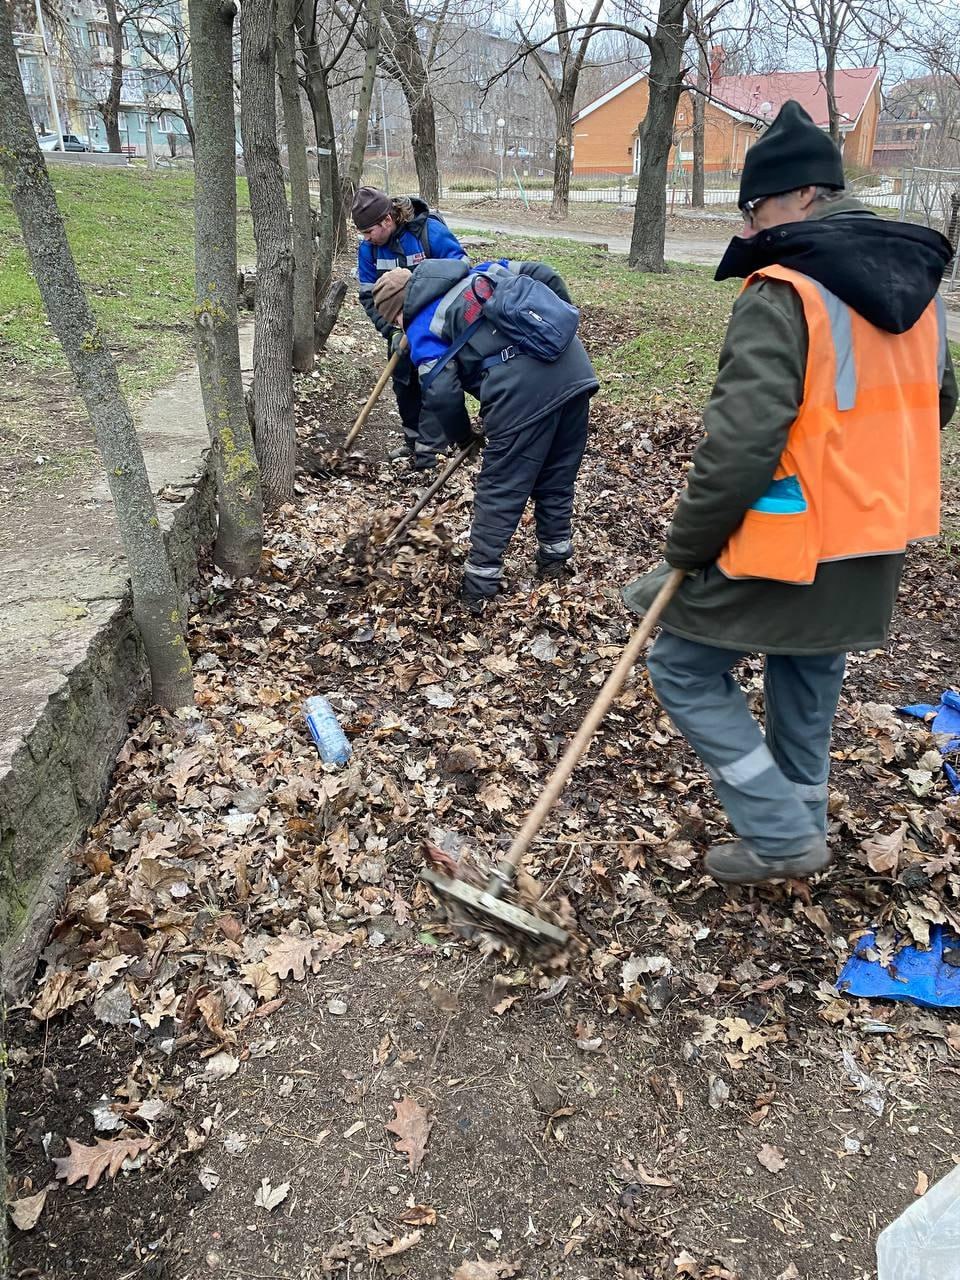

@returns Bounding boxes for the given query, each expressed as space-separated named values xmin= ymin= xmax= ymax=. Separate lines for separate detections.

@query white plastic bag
xmin=877 ymin=1163 xmax=960 ymax=1279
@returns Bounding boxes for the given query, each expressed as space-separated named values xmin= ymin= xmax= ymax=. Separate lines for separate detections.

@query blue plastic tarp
xmin=838 ymin=925 xmax=960 ymax=1008
xmin=900 ymin=690 xmax=960 ymax=794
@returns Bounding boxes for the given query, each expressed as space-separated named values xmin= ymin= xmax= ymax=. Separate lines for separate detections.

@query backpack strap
xmin=418 ymin=220 xmax=431 ymax=257
xmin=419 ymin=316 xmax=483 ymax=391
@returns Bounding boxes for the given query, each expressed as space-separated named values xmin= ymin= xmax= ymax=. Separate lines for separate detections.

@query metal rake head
xmin=422 ymin=868 xmax=570 ymax=948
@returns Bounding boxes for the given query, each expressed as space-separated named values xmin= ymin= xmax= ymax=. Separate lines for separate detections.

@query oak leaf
xmin=53 ymin=1136 xmax=153 ymax=1190
xmin=860 ymin=824 xmax=906 ymax=875
xmin=263 ymin=933 xmax=320 ymax=981
xmin=385 ymin=1096 xmax=433 ymax=1174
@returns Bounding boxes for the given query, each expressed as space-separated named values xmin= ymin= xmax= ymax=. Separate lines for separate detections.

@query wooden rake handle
xmin=379 ymin=439 xmax=478 ymax=551
xmin=501 ymin=568 xmax=686 ymax=878
xmin=341 ymin=335 xmax=409 ymax=453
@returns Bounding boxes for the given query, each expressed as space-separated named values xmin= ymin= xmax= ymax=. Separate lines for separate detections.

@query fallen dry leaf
xmin=53 ymin=1136 xmax=153 ymax=1190
xmin=860 ymin=824 xmax=907 ymax=875
xmin=8 ymin=1187 xmax=49 ymax=1231
xmin=452 ymin=1260 xmax=520 ymax=1280
xmin=263 ymin=933 xmax=320 ymax=981
xmin=369 ymin=1230 xmax=422 ymax=1259
xmin=31 ymin=970 xmax=87 ymax=1022
xmin=721 ymin=1017 xmax=770 ymax=1054
xmin=254 ymin=1177 xmax=291 ymax=1211
xmin=915 ymin=1169 xmax=930 ymax=1196
xmin=400 ymin=1204 xmax=437 ymax=1227
xmin=386 ymin=1096 xmax=433 ymax=1174
xmin=757 ymin=1143 xmax=787 ymax=1174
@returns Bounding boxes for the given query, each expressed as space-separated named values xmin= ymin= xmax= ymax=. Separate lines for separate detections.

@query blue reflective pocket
xmin=750 ymin=475 xmax=807 ymax=514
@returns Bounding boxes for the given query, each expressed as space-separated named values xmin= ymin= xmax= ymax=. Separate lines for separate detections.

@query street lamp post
xmin=496 ymin=116 xmax=505 ymax=199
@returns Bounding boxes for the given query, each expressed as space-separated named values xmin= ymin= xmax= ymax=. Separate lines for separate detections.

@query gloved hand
xmin=388 ymin=329 xmax=406 ymax=357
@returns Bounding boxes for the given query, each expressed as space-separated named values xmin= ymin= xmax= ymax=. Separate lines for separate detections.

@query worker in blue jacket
xmin=371 ymin=259 xmax=598 ymax=613
xmin=352 ymin=186 xmax=469 ymax=469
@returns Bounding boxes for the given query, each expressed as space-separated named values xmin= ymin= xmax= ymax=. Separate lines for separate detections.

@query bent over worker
xmin=352 ymin=186 xmax=469 ymax=469
xmin=623 ymin=100 xmax=957 ymax=886
xmin=371 ymin=258 xmax=599 ymax=613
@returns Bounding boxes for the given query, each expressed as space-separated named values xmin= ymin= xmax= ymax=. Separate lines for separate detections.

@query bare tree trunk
xmin=824 ymin=42 xmax=840 ymax=144
xmin=189 ymin=0 xmax=263 ymax=576
xmin=692 ymin=43 xmax=707 ymax=208
xmin=277 ymin=0 xmax=315 ymax=372
xmin=0 ymin=3 xmax=194 ymax=708
xmin=629 ymin=0 xmax=690 ymax=273
xmin=298 ymin=10 xmax=345 ymax=299
xmin=382 ymin=0 xmax=439 ymax=205
xmin=102 ymin=0 xmax=124 ymax=152
xmin=551 ymin=92 xmax=573 ymax=218
xmin=344 ymin=0 xmax=381 ymax=205
xmin=177 ymin=85 xmax=195 ymax=152
xmin=241 ymin=0 xmax=296 ymax=509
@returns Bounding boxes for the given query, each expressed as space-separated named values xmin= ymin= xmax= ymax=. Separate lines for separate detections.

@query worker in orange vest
xmin=624 ymin=100 xmax=957 ymax=885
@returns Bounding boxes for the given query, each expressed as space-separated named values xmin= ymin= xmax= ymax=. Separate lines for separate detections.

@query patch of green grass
xmin=0 ymin=165 xmax=254 ymax=406
xmin=459 ymin=232 xmax=735 ymax=409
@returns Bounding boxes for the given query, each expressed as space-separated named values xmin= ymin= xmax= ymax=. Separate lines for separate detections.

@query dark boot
xmin=536 ymin=556 xmax=576 ymax=582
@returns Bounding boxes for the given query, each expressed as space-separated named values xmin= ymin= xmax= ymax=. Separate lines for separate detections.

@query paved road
xmin=447 ymin=213 xmax=725 ymax=267
xmin=448 ymin=213 xmax=960 ymax=341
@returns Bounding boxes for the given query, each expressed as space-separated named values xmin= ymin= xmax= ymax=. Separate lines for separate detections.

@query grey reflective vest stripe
xmin=806 ymin=273 xmax=947 ymax=413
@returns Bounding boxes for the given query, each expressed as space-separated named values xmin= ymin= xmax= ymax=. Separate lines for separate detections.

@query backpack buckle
xmin=500 ymin=346 xmax=517 ymax=362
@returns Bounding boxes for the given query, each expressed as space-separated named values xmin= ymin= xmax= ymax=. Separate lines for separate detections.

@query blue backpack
xmin=420 ymin=268 xmax=579 ymax=390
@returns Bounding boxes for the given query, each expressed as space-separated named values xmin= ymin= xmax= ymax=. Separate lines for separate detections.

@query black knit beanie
xmin=351 ymin=185 xmax=393 ymax=230
xmin=739 ymin=100 xmax=845 ymax=206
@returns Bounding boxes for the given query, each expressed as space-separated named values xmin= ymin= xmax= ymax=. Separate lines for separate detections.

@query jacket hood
xmin=715 ymin=201 xmax=952 ymax=334
xmin=404 ymin=258 xmax=470 ymax=324
xmin=403 ymin=195 xmax=432 ymax=228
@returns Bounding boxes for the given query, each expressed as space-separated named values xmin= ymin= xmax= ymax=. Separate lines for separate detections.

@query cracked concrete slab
xmin=0 ymin=326 xmax=253 ymax=986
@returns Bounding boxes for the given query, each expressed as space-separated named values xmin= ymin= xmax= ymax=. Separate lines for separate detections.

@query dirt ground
xmin=6 ymin=241 xmax=960 ymax=1280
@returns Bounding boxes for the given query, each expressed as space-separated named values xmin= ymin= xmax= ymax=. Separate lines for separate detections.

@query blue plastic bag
xmin=838 ymin=925 xmax=960 ymax=1009
xmin=900 ymin=690 xmax=960 ymax=793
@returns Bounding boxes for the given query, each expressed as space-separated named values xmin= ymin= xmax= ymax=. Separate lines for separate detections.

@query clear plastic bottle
xmin=303 ymin=696 xmax=352 ymax=766
xmin=877 ymin=1164 xmax=960 ymax=1279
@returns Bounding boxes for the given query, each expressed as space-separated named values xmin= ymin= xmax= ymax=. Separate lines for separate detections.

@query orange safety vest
xmin=718 ymin=263 xmax=946 ymax=585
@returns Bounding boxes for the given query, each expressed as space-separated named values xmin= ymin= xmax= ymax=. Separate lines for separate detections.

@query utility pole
xmin=33 ymin=0 xmax=63 ymax=149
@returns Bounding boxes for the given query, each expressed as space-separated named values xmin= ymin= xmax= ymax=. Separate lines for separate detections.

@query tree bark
xmin=382 ymin=0 xmax=439 ymax=205
xmin=298 ymin=9 xmax=345 ymax=300
xmin=344 ymin=0 xmax=381 ymax=206
xmin=629 ymin=0 xmax=690 ymax=273
xmin=189 ymin=0 xmax=264 ymax=576
xmin=315 ymin=278 xmax=347 ymax=352
xmin=824 ymin=42 xmax=840 ymax=144
xmin=277 ymin=0 xmax=315 ymax=372
xmin=692 ymin=43 xmax=707 ymax=207
xmin=241 ymin=0 xmax=296 ymax=509
xmin=551 ymin=92 xmax=573 ymax=218
xmin=0 ymin=2 xmax=194 ymax=708
xmin=102 ymin=0 xmax=124 ymax=152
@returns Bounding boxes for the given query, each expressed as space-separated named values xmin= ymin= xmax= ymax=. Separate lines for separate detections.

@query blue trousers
xmin=647 ymin=631 xmax=846 ymax=856
xmin=464 ymin=393 xmax=590 ymax=597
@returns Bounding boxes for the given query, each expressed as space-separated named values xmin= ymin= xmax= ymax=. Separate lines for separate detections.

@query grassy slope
xmin=465 ymin=231 xmax=959 ymax=557
xmin=0 ymin=165 xmax=254 ymax=476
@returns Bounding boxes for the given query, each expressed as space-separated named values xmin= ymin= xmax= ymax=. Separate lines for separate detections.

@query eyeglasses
xmin=739 ymin=195 xmax=771 ymax=225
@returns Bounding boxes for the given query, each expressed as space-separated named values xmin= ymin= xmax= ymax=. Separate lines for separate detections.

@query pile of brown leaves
xmin=16 ymin=334 xmax=960 ymax=1212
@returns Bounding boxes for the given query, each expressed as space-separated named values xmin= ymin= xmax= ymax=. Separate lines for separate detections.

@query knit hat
xmin=739 ymin=100 xmax=844 ymax=206
xmin=372 ymin=267 xmax=411 ymax=325
xmin=351 ymin=185 xmax=392 ymax=230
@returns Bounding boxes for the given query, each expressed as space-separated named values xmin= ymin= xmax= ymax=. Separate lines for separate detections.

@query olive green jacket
xmin=623 ymin=200 xmax=958 ymax=655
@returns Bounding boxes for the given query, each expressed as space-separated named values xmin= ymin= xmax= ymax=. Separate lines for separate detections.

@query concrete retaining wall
xmin=0 ymin=331 xmax=252 ymax=994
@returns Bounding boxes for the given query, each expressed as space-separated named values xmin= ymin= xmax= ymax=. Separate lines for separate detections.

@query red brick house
xmin=572 ymin=66 xmax=881 ymax=176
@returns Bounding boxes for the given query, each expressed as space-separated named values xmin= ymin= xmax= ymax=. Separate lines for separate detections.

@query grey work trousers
xmin=646 ymin=631 xmax=847 ymax=857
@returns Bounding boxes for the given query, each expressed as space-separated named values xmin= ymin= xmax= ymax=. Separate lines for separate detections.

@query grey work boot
xmin=705 ymin=838 xmax=831 ymax=885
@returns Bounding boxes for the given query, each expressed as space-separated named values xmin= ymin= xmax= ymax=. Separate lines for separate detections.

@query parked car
xmin=37 ymin=132 xmax=94 ymax=152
